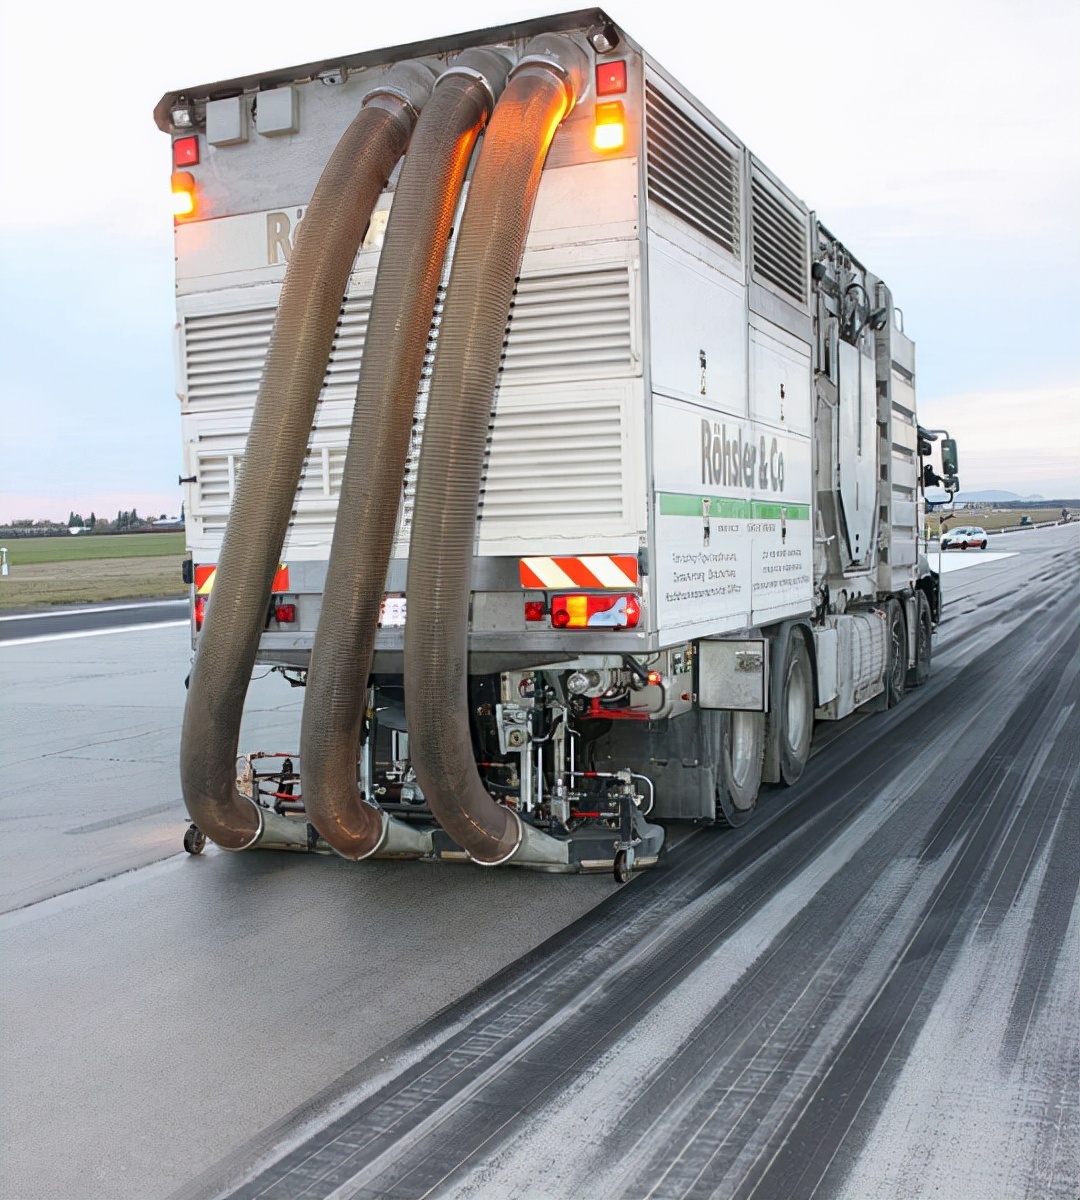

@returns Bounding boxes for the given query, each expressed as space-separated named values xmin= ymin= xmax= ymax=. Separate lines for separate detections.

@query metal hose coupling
xmin=403 ymin=34 xmax=588 ymax=868
xmin=179 ymin=62 xmax=434 ymax=852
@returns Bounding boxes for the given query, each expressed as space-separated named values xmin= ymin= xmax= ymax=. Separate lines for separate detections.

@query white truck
xmin=160 ymin=9 xmax=958 ymax=880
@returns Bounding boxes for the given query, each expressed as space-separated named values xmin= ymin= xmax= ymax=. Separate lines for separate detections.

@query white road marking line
xmin=0 ymin=620 xmax=188 ymax=647
xmin=936 ymin=552 xmax=1017 ymax=573
xmin=0 ymin=599 xmax=185 ymax=622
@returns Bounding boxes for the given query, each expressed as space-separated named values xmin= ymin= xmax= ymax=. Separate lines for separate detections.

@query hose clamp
xmin=508 ymin=54 xmax=576 ymax=112
xmin=467 ymin=809 xmax=524 ymax=867
xmin=222 ymin=796 xmax=266 ymax=852
xmin=351 ymin=807 xmax=390 ymax=861
xmin=362 ymin=85 xmax=421 ymax=123
xmin=437 ymin=65 xmax=497 ymax=112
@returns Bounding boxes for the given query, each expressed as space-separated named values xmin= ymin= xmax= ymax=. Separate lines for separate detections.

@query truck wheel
xmin=906 ymin=592 xmax=933 ymax=689
xmin=717 ymin=710 xmax=764 ymax=827
xmin=885 ymin=599 xmax=906 ymax=708
xmin=779 ymin=631 xmax=814 ymax=785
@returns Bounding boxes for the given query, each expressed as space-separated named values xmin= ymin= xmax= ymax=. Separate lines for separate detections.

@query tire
xmin=613 ymin=849 xmax=633 ymax=884
xmin=778 ymin=631 xmax=815 ymax=785
xmin=906 ymin=591 xmax=933 ymax=689
xmin=884 ymin=599 xmax=907 ymax=708
xmin=716 ymin=710 xmax=764 ymax=827
xmin=980 ymin=541 xmax=987 ymax=550
xmin=183 ymin=823 xmax=207 ymax=855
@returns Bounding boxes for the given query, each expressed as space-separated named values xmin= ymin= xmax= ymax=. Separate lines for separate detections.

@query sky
xmin=0 ymin=0 xmax=1077 ymax=523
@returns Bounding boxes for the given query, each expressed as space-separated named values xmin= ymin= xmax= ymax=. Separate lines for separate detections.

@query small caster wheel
xmin=184 ymin=823 xmax=207 ymax=855
xmin=613 ymin=849 xmax=634 ymax=884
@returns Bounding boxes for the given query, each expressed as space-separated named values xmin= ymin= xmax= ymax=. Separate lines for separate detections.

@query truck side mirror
xmin=940 ymin=438 xmax=958 ymax=475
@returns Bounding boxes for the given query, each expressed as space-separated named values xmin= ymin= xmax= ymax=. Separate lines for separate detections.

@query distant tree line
xmin=0 ymin=507 xmax=184 ymax=538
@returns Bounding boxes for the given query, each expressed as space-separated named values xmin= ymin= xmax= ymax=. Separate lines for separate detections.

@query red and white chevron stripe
xmin=194 ymin=564 xmax=290 ymax=594
xmin=519 ymin=555 xmax=638 ymax=590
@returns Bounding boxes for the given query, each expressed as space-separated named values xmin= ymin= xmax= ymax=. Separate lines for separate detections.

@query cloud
xmin=918 ymin=385 xmax=1080 ymax=496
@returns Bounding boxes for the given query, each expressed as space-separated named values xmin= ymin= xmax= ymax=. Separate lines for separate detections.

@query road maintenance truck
xmin=158 ymin=8 xmax=958 ymax=879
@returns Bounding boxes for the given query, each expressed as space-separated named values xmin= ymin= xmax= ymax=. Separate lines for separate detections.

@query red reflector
xmin=550 ymin=593 xmax=640 ymax=629
xmin=194 ymin=595 xmax=207 ymax=632
xmin=596 ymin=60 xmax=627 ymax=96
xmin=647 ymin=671 xmax=662 ymax=686
xmin=274 ymin=604 xmax=297 ymax=624
xmin=173 ymin=135 xmax=199 ymax=167
xmin=524 ymin=600 xmax=545 ymax=622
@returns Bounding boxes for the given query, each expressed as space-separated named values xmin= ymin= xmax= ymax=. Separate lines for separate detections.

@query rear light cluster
xmin=550 ymin=593 xmax=640 ymax=629
xmin=593 ymin=60 xmax=627 ymax=152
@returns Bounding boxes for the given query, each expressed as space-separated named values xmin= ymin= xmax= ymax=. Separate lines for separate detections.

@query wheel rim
xmin=785 ymin=655 xmax=811 ymax=754
xmin=890 ymin=608 xmax=905 ymax=693
xmin=729 ymin=712 xmax=758 ymax=804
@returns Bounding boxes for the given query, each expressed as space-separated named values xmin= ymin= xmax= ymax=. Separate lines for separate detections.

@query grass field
xmin=1 ymin=532 xmax=185 ymax=565
xmin=0 ymin=534 xmax=187 ymax=609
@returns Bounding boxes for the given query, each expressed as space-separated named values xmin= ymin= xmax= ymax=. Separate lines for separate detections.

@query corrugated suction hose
xmin=180 ymin=65 xmax=435 ymax=851
xmin=404 ymin=36 xmax=589 ymax=865
xmin=301 ymin=52 xmax=510 ymax=859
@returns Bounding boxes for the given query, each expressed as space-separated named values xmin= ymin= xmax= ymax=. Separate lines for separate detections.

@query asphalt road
xmin=0 ymin=598 xmax=187 ymax=645
xmin=1 ymin=524 xmax=1077 ymax=1200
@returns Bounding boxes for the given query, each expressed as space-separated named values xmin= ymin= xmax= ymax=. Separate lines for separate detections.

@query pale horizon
xmin=1 ymin=0 xmax=1077 ymax=524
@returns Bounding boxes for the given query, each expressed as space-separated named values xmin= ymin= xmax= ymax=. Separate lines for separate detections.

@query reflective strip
xmin=519 ymin=555 xmax=638 ymax=589
xmin=192 ymin=564 xmax=290 ymax=595
xmin=577 ymin=555 xmax=637 ymax=588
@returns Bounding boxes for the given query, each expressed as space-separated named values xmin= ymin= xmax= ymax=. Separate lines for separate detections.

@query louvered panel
xmin=482 ymin=398 xmax=625 ymax=523
xmin=645 ymin=83 xmax=740 ymax=256
xmin=193 ymin=443 xmax=347 ymax=516
xmin=749 ymin=173 xmax=808 ymax=305
xmin=502 ymin=267 xmax=632 ymax=380
xmin=183 ymin=296 xmax=371 ymax=413
xmin=195 ymin=452 xmax=234 ymax=509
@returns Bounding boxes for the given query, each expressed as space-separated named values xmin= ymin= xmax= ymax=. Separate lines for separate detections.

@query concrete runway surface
xmin=1 ymin=524 xmax=1077 ymax=1200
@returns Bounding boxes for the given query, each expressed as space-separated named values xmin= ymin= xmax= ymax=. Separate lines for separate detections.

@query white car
xmin=941 ymin=526 xmax=988 ymax=550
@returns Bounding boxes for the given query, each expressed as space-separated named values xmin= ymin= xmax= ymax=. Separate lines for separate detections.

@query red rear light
xmin=274 ymin=603 xmax=297 ymax=624
xmin=550 ymin=593 xmax=640 ymax=629
xmin=524 ymin=600 xmax=546 ymax=622
xmin=172 ymin=135 xmax=199 ymax=167
xmin=194 ymin=594 xmax=207 ymax=632
xmin=596 ymin=60 xmax=627 ymax=96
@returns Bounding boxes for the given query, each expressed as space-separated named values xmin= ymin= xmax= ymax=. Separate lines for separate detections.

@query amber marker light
xmin=171 ymin=171 xmax=197 ymax=219
xmin=592 ymin=101 xmax=626 ymax=152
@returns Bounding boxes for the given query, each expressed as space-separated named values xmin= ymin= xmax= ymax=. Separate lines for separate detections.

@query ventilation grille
xmin=184 ymin=267 xmax=634 ymax=546
xmin=645 ymin=83 xmax=739 ymax=256
xmin=191 ymin=397 xmax=627 ymax=545
xmin=182 ymin=266 xmax=633 ymax=415
xmin=482 ymin=397 xmax=626 ymax=524
xmin=503 ymin=266 xmax=633 ymax=379
xmin=194 ymin=443 xmax=348 ymax=514
xmin=749 ymin=172 xmax=808 ymax=305
xmin=183 ymin=295 xmax=373 ymax=413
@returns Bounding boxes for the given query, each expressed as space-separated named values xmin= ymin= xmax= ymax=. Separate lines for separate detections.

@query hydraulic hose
xmin=403 ymin=36 xmax=588 ymax=865
xmin=301 ymin=51 xmax=510 ymax=860
xmin=179 ymin=63 xmax=435 ymax=851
